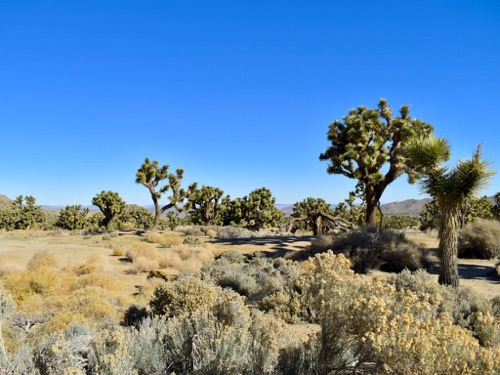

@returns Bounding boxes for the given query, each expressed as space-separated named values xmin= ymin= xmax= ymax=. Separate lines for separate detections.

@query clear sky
xmin=1 ymin=1 xmax=499 ymax=206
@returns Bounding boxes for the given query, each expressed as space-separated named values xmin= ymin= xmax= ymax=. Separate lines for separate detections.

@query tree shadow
xmin=210 ymin=235 xmax=314 ymax=258
xmin=458 ymin=263 xmax=499 ymax=281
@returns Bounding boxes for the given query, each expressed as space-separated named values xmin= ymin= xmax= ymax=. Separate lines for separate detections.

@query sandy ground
xmin=0 ymin=230 xmax=498 ymax=300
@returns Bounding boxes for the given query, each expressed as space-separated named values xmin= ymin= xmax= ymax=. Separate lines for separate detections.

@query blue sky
xmin=1 ymin=1 xmax=499 ymax=206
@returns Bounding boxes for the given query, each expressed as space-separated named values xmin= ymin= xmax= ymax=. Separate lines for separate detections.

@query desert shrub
xmin=0 ymin=263 xmax=23 ymax=276
xmin=205 ymin=228 xmax=218 ymax=238
xmin=73 ymin=252 xmax=108 ymax=275
xmin=112 ymin=247 xmax=125 ymax=257
xmin=73 ymin=263 xmax=95 ymax=276
xmin=1 ymin=344 xmax=39 ymax=375
xmin=3 ymin=267 xmax=61 ymax=303
xmin=295 ymin=251 xmax=500 ymax=374
xmin=458 ymin=219 xmax=500 ymax=259
xmin=157 ymin=252 xmax=183 ymax=270
xmin=27 ymin=252 xmax=59 ymax=271
xmin=159 ymin=235 xmax=183 ymax=248
xmin=389 ymin=269 xmax=495 ymax=342
xmin=132 ymin=256 xmax=159 ymax=273
xmin=69 ymin=274 xmax=121 ymax=293
xmin=183 ymin=235 xmax=202 ymax=246
xmin=216 ymin=226 xmax=252 ymax=239
xmin=145 ymin=232 xmax=164 ymax=244
xmin=126 ymin=243 xmax=157 ymax=261
xmin=201 ymin=253 xmax=306 ymax=322
xmin=149 ymin=276 xmax=217 ymax=318
xmin=90 ymin=292 xmax=290 ymax=375
xmin=182 ymin=226 xmax=205 ymax=237
xmin=34 ymin=323 xmax=91 ymax=374
xmin=304 ymin=228 xmax=424 ymax=273
xmin=101 ymin=233 xmax=111 ymax=241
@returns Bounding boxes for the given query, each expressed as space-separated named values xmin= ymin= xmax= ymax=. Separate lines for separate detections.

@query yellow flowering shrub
xmin=300 ymin=251 xmax=500 ymax=374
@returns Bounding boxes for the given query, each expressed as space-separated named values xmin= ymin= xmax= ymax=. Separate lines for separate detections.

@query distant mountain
xmin=380 ymin=198 xmax=432 ymax=217
xmin=0 ymin=194 xmax=12 ymax=210
xmin=278 ymin=198 xmax=432 ymax=217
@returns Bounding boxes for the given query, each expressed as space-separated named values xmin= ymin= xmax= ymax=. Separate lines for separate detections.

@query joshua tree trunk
xmin=365 ymin=197 xmax=377 ymax=227
xmin=149 ymin=188 xmax=161 ymax=230
xmin=438 ymin=204 xmax=460 ymax=287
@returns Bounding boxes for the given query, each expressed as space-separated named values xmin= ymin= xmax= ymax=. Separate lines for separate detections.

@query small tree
xmin=135 ymin=158 xmax=186 ymax=230
xmin=91 ymin=191 xmax=127 ymax=231
xmin=287 ymin=197 xmax=353 ymax=235
xmin=185 ymin=184 xmax=226 ymax=225
xmin=224 ymin=188 xmax=285 ymax=230
xmin=56 ymin=205 xmax=90 ymax=230
xmin=10 ymin=195 xmax=46 ymax=230
xmin=405 ymin=137 xmax=494 ymax=287
xmin=126 ymin=206 xmax=154 ymax=229
xmin=320 ymin=99 xmax=434 ymax=226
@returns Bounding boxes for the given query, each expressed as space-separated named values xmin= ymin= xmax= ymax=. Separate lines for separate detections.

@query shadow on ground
xmin=211 ymin=235 xmax=314 ymax=258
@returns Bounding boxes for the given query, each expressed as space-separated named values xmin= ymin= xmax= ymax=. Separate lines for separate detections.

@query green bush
xmin=458 ymin=219 xmax=500 ymax=259
xmin=201 ymin=253 xmax=306 ymax=322
xmin=149 ymin=276 xmax=216 ymax=318
xmin=303 ymin=228 xmax=424 ymax=273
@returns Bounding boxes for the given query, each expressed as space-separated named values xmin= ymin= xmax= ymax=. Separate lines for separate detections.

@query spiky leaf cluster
xmin=320 ymin=99 xmax=434 ymax=224
xmin=136 ymin=157 xmax=186 ymax=229
xmin=56 ymin=205 xmax=90 ymax=230
xmin=0 ymin=195 xmax=47 ymax=230
xmin=91 ymin=191 xmax=127 ymax=231
xmin=224 ymin=188 xmax=284 ymax=230
xmin=185 ymin=184 xmax=226 ymax=225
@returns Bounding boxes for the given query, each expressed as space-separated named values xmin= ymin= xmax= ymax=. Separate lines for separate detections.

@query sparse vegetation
xmin=458 ymin=219 xmax=500 ymax=259
xmin=0 ymin=230 xmax=498 ymax=373
xmin=302 ymin=228 xmax=425 ymax=273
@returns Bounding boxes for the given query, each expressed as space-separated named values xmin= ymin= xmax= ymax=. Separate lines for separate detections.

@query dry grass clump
xmin=127 ymin=243 xmax=158 ymax=261
xmin=132 ymin=256 xmax=160 ymax=273
xmin=0 ymin=262 xmax=24 ymax=276
xmin=145 ymin=232 xmax=164 ymax=244
xmin=27 ymin=251 xmax=59 ymax=271
xmin=72 ymin=252 xmax=109 ymax=275
xmin=69 ymin=273 xmax=122 ymax=293
xmin=155 ymin=245 xmax=215 ymax=273
xmin=458 ymin=219 xmax=500 ymax=259
xmin=2 ymin=267 xmax=61 ymax=303
xmin=157 ymin=252 xmax=183 ymax=270
xmin=205 ymin=228 xmax=218 ymax=238
xmin=112 ymin=247 xmax=125 ymax=256
xmin=159 ymin=235 xmax=184 ymax=248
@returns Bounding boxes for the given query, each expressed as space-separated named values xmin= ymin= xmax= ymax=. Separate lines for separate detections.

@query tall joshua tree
xmin=92 ymin=191 xmax=127 ymax=231
xmin=136 ymin=158 xmax=186 ymax=230
xmin=405 ymin=136 xmax=493 ymax=287
xmin=320 ymin=99 xmax=434 ymax=226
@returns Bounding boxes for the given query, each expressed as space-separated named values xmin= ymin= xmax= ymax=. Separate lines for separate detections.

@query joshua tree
xmin=136 ymin=158 xmax=186 ymax=230
xmin=405 ymin=136 xmax=493 ymax=287
xmin=320 ymin=99 xmax=434 ymax=226
xmin=92 ymin=191 xmax=127 ymax=231
xmin=223 ymin=188 xmax=285 ymax=230
xmin=287 ymin=197 xmax=353 ymax=235
xmin=185 ymin=184 xmax=226 ymax=225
